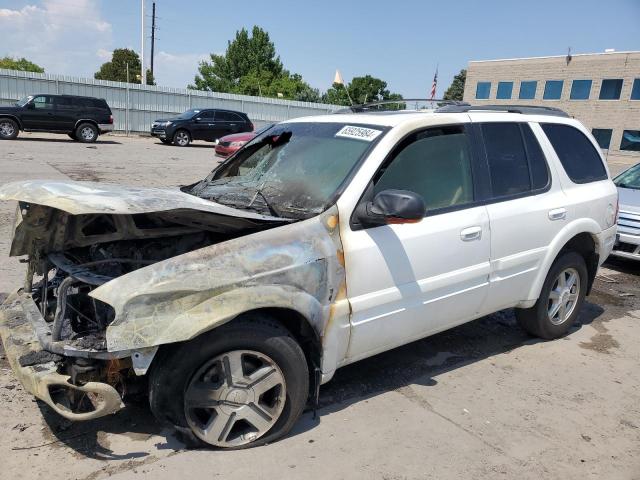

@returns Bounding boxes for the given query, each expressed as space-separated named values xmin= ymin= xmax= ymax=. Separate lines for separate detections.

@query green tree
xmin=323 ymin=75 xmax=403 ymax=106
xmin=94 ymin=48 xmax=155 ymax=85
xmin=443 ymin=69 xmax=466 ymax=101
xmin=0 ymin=56 xmax=44 ymax=73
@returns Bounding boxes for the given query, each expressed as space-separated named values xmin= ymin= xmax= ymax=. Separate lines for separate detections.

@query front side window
xmin=621 ymin=130 xmax=640 ymax=152
xmin=543 ymin=80 xmax=564 ymax=100
xmin=592 ymin=129 xmax=613 ymax=149
xmin=32 ymin=95 xmax=53 ymax=109
xmin=630 ymin=79 xmax=640 ymax=100
xmin=481 ymin=123 xmax=548 ymax=198
xmin=599 ymin=79 xmax=623 ymax=100
xmin=496 ymin=82 xmax=513 ymax=99
xmin=373 ymin=126 xmax=474 ymax=212
xmin=190 ymin=122 xmax=387 ymax=218
xmin=476 ymin=82 xmax=491 ymax=99
xmin=519 ymin=81 xmax=537 ymax=99
xmin=197 ymin=110 xmax=214 ymax=120
xmin=570 ymin=80 xmax=592 ymax=100
xmin=541 ymin=123 xmax=607 ymax=183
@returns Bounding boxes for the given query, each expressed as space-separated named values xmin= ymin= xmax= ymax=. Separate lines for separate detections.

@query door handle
xmin=548 ymin=208 xmax=567 ymax=221
xmin=460 ymin=226 xmax=482 ymax=241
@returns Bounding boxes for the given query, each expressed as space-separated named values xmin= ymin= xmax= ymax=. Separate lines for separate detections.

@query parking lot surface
xmin=0 ymin=133 xmax=639 ymax=480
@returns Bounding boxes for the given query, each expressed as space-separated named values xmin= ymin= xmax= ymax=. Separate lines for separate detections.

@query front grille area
xmin=618 ymin=211 xmax=640 ymax=236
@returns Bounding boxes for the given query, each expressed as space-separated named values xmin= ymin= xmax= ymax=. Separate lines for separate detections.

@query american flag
xmin=430 ymin=67 xmax=438 ymax=100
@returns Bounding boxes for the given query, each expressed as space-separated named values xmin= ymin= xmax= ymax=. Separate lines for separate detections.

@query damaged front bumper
xmin=0 ymin=291 xmax=124 ymax=420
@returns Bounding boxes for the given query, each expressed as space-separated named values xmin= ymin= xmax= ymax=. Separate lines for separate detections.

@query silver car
xmin=612 ymin=163 xmax=640 ymax=260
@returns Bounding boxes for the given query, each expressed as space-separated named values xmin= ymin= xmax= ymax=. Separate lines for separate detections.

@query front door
xmin=343 ymin=124 xmax=491 ymax=363
xmin=21 ymin=95 xmax=56 ymax=130
xmin=192 ymin=110 xmax=215 ymax=140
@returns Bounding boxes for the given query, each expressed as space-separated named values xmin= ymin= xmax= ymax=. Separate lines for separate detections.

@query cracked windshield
xmin=190 ymin=122 xmax=386 ymax=218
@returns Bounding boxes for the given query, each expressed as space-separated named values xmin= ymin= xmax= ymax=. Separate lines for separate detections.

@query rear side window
xmin=541 ymin=123 xmax=607 ymax=183
xmin=481 ymin=123 xmax=549 ymax=198
xmin=217 ymin=111 xmax=243 ymax=121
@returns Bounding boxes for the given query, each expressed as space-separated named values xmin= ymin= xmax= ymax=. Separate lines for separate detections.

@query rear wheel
xmin=173 ymin=129 xmax=191 ymax=147
xmin=516 ymin=251 xmax=587 ymax=339
xmin=75 ymin=122 xmax=98 ymax=143
xmin=0 ymin=118 xmax=19 ymax=140
xmin=149 ymin=314 xmax=309 ymax=448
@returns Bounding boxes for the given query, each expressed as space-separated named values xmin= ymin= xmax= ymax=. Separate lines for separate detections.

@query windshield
xmin=15 ymin=96 xmax=33 ymax=107
xmin=189 ymin=122 xmax=387 ymax=219
xmin=175 ymin=109 xmax=201 ymax=120
xmin=615 ymin=163 xmax=640 ymax=190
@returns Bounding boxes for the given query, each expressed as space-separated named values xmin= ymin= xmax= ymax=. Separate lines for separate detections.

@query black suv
xmin=151 ymin=108 xmax=253 ymax=147
xmin=0 ymin=94 xmax=114 ymax=143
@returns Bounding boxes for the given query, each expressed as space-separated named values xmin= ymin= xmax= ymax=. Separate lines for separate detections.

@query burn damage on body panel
xmin=0 ymin=178 xmax=347 ymax=418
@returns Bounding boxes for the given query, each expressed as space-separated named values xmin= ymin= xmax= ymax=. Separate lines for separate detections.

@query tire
xmin=68 ymin=132 xmax=77 ymax=140
xmin=0 ymin=118 xmax=19 ymax=140
xmin=75 ymin=122 xmax=98 ymax=143
xmin=149 ymin=314 xmax=309 ymax=449
xmin=173 ymin=129 xmax=191 ymax=147
xmin=516 ymin=251 xmax=587 ymax=339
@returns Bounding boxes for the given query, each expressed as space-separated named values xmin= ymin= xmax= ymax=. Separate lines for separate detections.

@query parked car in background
xmin=0 ymin=94 xmax=113 ymax=143
xmin=151 ymin=108 xmax=253 ymax=147
xmin=214 ymin=123 xmax=275 ymax=158
xmin=611 ymin=162 xmax=640 ymax=260
xmin=0 ymin=104 xmax=617 ymax=449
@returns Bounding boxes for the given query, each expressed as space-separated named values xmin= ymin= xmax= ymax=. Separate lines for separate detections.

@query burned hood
xmin=0 ymin=180 xmax=282 ymax=221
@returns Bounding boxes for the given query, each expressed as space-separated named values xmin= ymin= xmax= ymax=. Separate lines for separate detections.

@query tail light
xmin=109 ymin=115 xmax=114 ymax=124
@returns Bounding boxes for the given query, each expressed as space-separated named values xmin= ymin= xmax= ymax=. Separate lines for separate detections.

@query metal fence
xmin=0 ymin=69 xmax=340 ymax=133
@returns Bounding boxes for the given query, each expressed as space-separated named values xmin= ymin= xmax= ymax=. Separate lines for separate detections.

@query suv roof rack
xmin=333 ymin=99 xmax=470 ymax=114
xmin=435 ymin=104 xmax=570 ymax=117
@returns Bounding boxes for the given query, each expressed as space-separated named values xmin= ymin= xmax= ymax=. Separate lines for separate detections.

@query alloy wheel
xmin=175 ymin=131 xmax=189 ymax=146
xmin=80 ymin=126 xmax=96 ymax=141
xmin=184 ymin=349 xmax=286 ymax=447
xmin=0 ymin=121 xmax=15 ymax=137
xmin=547 ymin=267 xmax=580 ymax=325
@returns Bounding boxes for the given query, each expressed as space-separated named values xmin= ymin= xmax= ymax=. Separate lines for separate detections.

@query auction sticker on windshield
xmin=335 ymin=125 xmax=383 ymax=142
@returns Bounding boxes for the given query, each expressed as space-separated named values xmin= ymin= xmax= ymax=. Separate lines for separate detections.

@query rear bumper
xmin=98 ymin=123 xmax=114 ymax=133
xmin=0 ymin=291 xmax=123 ymax=420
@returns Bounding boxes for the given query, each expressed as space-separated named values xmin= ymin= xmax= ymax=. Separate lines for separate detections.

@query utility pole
xmin=141 ymin=0 xmax=146 ymax=85
xmin=150 ymin=2 xmax=156 ymax=79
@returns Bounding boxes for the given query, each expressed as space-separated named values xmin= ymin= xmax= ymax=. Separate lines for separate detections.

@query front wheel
xmin=516 ymin=251 xmax=587 ymax=339
xmin=76 ymin=122 xmax=98 ymax=143
xmin=149 ymin=315 xmax=309 ymax=448
xmin=0 ymin=118 xmax=19 ymax=140
xmin=173 ymin=129 xmax=191 ymax=147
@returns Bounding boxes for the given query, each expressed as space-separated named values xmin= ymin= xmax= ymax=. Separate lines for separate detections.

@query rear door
xmin=52 ymin=96 xmax=77 ymax=131
xmin=21 ymin=95 xmax=56 ymax=130
xmin=472 ymin=119 xmax=567 ymax=314
xmin=215 ymin=111 xmax=244 ymax=138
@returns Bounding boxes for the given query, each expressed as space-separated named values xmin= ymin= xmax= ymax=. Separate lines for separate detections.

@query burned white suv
xmin=0 ymin=104 xmax=617 ymax=448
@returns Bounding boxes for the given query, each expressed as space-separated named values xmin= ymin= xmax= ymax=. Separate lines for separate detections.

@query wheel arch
xmin=524 ymin=220 xmax=601 ymax=304
xmin=74 ymin=119 xmax=99 ymax=133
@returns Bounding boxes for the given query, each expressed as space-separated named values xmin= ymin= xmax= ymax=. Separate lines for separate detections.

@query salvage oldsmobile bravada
xmin=0 ymin=104 xmax=618 ymax=448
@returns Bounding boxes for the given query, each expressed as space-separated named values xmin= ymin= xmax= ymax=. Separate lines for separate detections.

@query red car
xmin=214 ymin=124 xmax=274 ymax=158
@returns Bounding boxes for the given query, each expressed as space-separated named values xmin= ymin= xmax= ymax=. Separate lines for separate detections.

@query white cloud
xmin=0 ymin=0 xmax=112 ymax=77
xmin=153 ymin=51 xmax=210 ymax=88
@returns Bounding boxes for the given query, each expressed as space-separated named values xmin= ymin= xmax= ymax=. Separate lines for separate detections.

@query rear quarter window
xmin=541 ymin=123 xmax=607 ymax=183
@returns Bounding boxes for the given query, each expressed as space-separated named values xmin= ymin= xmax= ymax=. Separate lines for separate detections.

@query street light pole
xmin=141 ymin=0 xmax=146 ymax=85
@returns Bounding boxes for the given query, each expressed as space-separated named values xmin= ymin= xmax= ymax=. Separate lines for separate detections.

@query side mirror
xmin=359 ymin=189 xmax=426 ymax=226
xmin=26 ymin=102 xmax=35 ymax=110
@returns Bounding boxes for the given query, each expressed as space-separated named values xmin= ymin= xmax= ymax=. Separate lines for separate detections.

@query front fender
xmin=90 ymin=208 xmax=345 ymax=352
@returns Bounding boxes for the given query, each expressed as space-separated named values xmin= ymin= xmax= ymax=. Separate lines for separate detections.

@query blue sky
xmin=1 ymin=0 xmax=639 ymax=97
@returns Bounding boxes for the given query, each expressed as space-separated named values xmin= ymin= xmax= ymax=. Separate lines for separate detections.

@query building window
xmin=631 ymin=79 xmax=640 ymax=100
xmin=519 ymin=81 xmax=537 ymax=99
xmin=599 ymin=79 xmax=623 ymax=100
xmin=570 ymin=80 xmax=592 ymax=100
xmin=496 ymin=81 xmax=513 ymax=99
xmin=543 ymin=80 xmax=563 ymax=100
xmin=476 ymin=82 xmax=491 ymax=100
xmin=621 ymin=130 xmax=640 ymax=151
xmin=592 ymin=129 xmax=613 ymax=149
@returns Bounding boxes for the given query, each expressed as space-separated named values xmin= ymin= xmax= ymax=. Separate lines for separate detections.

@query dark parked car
xmin=151 ymin=108 xmax=253 ymax=147
xmin=0 ymin=94 xmax=114 ymax=143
